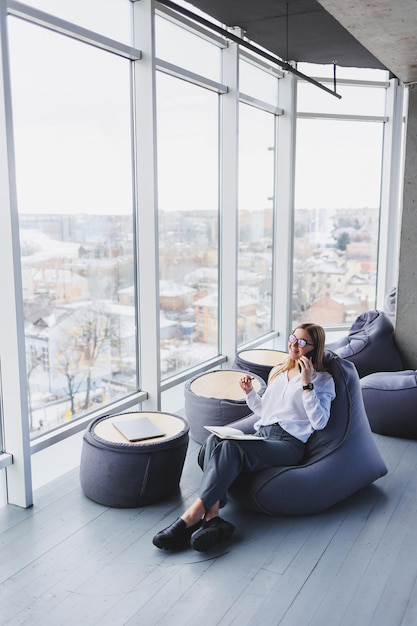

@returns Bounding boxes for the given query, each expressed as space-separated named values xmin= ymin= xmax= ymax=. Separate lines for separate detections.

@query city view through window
xmin=7 ymin=10 xmax=389 ymax=436
xmin=293 ymin=117 xmax=384 ymax=326
xmin=8 ymin=17 xmax=137 ymax=434
xmin=156 ymin=72 xmax=220 ymax=375
xmin=292 ymin=65 xmax=387 ymax=327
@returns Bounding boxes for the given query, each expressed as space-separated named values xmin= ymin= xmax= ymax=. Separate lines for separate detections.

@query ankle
xmin=203 ymin=500 xmax=221 ymax=523
xmin=181 ymin=513 xmax=203 ymax=528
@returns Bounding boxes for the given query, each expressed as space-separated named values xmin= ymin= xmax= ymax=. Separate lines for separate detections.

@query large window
xmin=293 ymin=67 xmax=387 ymax=327
xmin=156 ymin=72 xmax=220 ymax=377
xmin=0 ymin=2 xmax=404 ymax=508
xmin=8 ymin=17 xmax=136 ymax=435
xmin=237 ymin=103 xmax=276 ymax=344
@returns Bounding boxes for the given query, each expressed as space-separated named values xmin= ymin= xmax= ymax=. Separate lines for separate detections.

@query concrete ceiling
xmin=317 ymin=1 xmax=417 ymax=84
xmin=185 ymin=0 xmax=417 ymax=83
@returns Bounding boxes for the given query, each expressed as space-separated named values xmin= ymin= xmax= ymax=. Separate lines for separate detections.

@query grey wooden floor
xmin=1 ymin=432 xmax=417 ymax=626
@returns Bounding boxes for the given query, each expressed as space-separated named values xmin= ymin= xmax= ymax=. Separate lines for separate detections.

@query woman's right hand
xmin=239 ymin=375 xmax=254 ymax=394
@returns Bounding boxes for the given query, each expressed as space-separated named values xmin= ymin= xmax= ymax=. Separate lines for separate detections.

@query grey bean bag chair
xmin=326 ymin=309 xmax=404 ymax=378
xmin=384 ymin=286 xmax=397 ymax=326
xmin=361 ymin=369 xmax=417 ymax=439
xmin=199 ymin=351 xmax=387 ymax=516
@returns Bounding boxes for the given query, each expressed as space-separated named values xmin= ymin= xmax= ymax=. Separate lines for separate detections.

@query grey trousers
xmin=198 ymin=424 xmax=305 ymax=510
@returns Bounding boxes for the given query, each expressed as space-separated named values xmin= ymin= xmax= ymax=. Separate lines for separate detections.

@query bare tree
xmin=26 ymin=343 xmax=43 ymax=431
xmin=56 ymin=335 xmax=86 ymax=416
xmin=76 ymin=306 xmax=110 ymax=410
xmin=56 ymin=305 xmax=111 ymax=416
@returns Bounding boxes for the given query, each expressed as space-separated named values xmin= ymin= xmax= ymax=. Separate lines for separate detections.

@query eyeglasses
xmin=288 ymin=333 xmax=315 ymax=348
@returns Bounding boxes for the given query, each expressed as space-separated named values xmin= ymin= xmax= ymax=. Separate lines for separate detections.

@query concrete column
xmin=395 ymin=84 xmax=417 ymax=368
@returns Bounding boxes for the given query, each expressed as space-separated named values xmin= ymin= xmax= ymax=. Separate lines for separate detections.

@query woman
xmin=152 ymin=323 xmax=335 ymax=552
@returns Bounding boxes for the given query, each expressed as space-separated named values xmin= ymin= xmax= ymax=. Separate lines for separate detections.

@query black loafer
xmin=152 ymin=518 xmax=202 ymax=551
xmin=190 ymin=517 xmax=235 ymax=552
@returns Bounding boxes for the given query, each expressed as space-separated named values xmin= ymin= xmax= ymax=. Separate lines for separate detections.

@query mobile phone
xmin=299 ymin=346 xmax=317 ymax=372
xmin=307 ymin=347 xmax=317 ymax=367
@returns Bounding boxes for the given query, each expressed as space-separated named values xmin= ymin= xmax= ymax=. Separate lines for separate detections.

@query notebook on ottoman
xmin=112 ymin=416 xmax=166 ymax=442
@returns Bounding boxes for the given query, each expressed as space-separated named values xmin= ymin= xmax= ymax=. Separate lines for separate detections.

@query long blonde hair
xmin=268 ymin=323 xmax=327 ymax=384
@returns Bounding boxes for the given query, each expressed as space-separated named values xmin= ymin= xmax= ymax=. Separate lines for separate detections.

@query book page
xmin=204 ymin=425 xmax=261 ymax=440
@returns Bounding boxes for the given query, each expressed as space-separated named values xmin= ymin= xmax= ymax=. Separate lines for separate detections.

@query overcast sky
xmin=7 ymin=4 xmax=387 ymax=217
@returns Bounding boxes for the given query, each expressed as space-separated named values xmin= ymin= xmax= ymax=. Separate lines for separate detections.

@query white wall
xmin=30 ymin=431 xmax=84 ymax=492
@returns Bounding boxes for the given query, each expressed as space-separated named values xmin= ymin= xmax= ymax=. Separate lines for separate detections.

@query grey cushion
xmin=326 ymin=309 xmax=404 ymax=378
xmin=199 ymin=351 xmax=387 ymax=516
xmin=361 ymin=370 xmax=417 ymax=439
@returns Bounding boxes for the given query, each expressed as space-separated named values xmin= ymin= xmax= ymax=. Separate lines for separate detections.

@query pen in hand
xmin=239 ymin=375 xmax=255 ymax=394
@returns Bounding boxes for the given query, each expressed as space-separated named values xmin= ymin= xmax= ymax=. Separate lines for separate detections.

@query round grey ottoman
xmin=80 ymin=411 xmax=189 ymax=507
xmin=184 ymin=369 xmax=266 ymax=444
xmin=232 ymin=349 xmax=288 ymax=382
xmin=361 ymin=370 xmax=417 ymax=439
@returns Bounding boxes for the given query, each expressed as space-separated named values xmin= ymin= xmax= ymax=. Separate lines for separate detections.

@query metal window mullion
xmin=8 ymin=0 xmax=142 ymax=60
xmin=133 ymin=0 xmax=161 ymax=410
xmin=160 ymin=355 xmax=227 ymax=391
xmin=239 ymin=92 xmax=283 ymax=116
xmin=0 ymin=1 xmax=33 ymax=507
xmin=297 ymin=112 xmax=388 ymax=122
xmin=273 ymin=71 xmax=297 ymax=346
xmin=376 ymin=78 xmax=405 ymax=309
xmin=0 ymin=452 xmax=13 ymax=470
xmin=302 ymin=77 xmax=390 ymax=89
xmin=29 ymin=390 xmax=148 ymax=454
xmin=156 ymin=58 xmax=227 ymax=93
xmin=219 ymin=38 xmax=239 ymax=364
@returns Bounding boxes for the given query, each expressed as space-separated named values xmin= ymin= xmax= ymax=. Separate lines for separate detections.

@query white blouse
xmin=246 ymin=369 xmax=336 ymax=443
